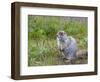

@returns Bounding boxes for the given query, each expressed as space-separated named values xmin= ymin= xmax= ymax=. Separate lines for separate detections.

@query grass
xmin=28 ymin=15 xmax=88 ymax=66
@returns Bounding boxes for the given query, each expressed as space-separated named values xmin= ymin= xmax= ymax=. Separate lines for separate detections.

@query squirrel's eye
xmin=60 ymin=32 xmax=64 ymax=36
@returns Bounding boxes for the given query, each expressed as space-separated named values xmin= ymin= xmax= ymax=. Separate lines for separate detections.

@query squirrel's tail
xmin=76 ymin=49 xmax=88 ymax=58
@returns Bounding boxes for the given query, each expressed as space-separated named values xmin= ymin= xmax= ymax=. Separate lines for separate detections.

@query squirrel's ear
xmin=63 ymin=31 xmax=66 ymax=34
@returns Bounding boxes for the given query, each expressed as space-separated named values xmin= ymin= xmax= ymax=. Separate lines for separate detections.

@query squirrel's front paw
xmin=59 ymin=49 xmax=64 ymax=52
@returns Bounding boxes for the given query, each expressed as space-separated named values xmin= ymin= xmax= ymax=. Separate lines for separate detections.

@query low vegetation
xmin=28 ymin=15 xmax=88 ymax=66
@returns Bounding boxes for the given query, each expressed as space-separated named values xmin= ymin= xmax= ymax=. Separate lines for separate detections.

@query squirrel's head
xmin=57 ymin=31 xmax=67 ymax=42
